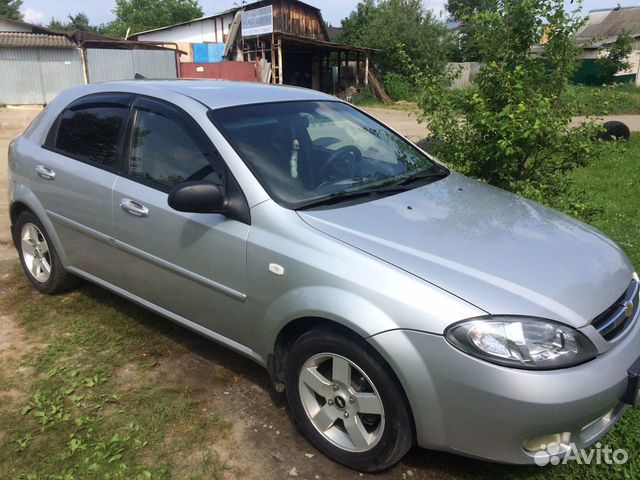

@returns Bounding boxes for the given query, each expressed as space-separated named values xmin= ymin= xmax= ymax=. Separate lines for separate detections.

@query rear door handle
xmin=120 ymin=198 xmax=149 ymax=218
xmin=35 ymin=165 xmax=56 ymax=180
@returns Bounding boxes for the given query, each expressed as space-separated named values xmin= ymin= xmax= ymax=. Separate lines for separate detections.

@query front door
xmin=111 ymin=96 xmax=250 ymax=344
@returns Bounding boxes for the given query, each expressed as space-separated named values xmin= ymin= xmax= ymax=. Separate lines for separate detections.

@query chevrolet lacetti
xmin=7 ymin=81 xmax=640 ymax=471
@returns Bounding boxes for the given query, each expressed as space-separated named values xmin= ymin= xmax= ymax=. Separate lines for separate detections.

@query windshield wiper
xmin=296 ymin=169 xmax=449 ymax=210
xmin=296 ymin=190 xmax=380 ymax=210
xmin=386 ymin=169 xmax=450 ymax=188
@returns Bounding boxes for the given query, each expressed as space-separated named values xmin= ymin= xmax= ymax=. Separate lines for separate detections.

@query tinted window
xmin=129 ymin=108 xmax=223 ymax=190
xmin=56 ymin=105 xmax=129 ymax=167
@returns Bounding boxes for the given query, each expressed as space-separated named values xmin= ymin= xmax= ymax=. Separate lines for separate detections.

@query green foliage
xmin=382 ymin=72 xmax=417 ymax=101
xmin=569 ymin=83 xmax=640 ymax=116
xmin=597 ymin=32 xmax=634 ymax=84
xmin=446 ymin=0 xmax=494 ymax=20
xmin=48 ymin=13 xmax=98 ymax=33
xmin=101 ymin=0 xmax=203 ymax=39
xmin=350 ymin=86 xmax=379 ymax=105
xmin=0 ymin=270 xmax=234 ymax=479
xmin=409 ymin=0 xmax=606 ymax=209
xmin=448 ymin=0 xmax=496 ymax=61
xmin=338 ymin=0 xmax=452 ymax=77
xmin=0 ymin=0 xmax=22 ymax=20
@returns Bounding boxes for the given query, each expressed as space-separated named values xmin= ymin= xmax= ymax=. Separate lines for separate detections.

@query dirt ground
xmin=0 ymin=107 xmax=495 ymax=479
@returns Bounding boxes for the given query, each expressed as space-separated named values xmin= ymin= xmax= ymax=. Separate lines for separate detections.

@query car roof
xmin=88 ymin=79 xmax=337 ymax=110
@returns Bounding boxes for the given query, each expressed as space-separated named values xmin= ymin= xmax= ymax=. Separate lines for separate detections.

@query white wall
xmin=449 ymin=62 xmax=482 ymax=89
xmin=136 ymin=13 xmax=235 ymax=44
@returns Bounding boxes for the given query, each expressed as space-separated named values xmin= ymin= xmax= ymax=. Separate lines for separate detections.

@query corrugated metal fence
xmin=0 ymin=47 xmax=178 ymax=105
xmin=0 ymin=47 xmax=84 ymax=104
xmin=86 ymin=48 xmax=178 ymax=83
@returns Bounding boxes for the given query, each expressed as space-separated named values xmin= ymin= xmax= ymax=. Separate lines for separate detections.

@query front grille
xmin=592 ymin=280 xmax=639 ymax=341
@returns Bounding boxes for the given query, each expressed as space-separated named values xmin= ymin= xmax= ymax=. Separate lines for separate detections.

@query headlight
xmin=445 ymin=317 xmax=598 ymax=370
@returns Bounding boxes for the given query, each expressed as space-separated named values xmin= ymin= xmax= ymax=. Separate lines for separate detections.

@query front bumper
xmin=368 ymin=316 xmax=640 ymax=464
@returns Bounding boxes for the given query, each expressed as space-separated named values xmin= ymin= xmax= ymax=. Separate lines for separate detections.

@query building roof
xmin=0 ymin=16 xmax=65 ymax=35
xmin=129 ymin=8 xmax=238 ymax=38
xmin=130 ymin=0 xmax=322 ymax=38
xmin=577 ymin=6 xmax=640 ymax=48
xmin=326 ymin=26 xmax=342 ymax=41
xmin=0 ymin=32 xmax=76 ymax=48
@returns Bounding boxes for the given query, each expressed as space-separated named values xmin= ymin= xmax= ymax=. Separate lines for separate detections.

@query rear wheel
xmin=16 ymin=211 xmax=76 ymax=294
xmin=285 ymin=329 xmax=413 ymax=472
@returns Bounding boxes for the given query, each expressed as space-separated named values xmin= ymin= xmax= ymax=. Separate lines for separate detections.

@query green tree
xmin=48 ymin=13 xmax=98 ymax=33
xmin=338 ymin=0 xmax=452 ymax=77
xmin=446 ymin=0 xmax=494 ymax=20
xmin=597 ymin=32 xmax=634 ymax=84
xmin=0 ymin=0 xmax=23 ymax=21
xmin=102 ymin=0 xmax=203 ymax=38
xmin=408 ymin=0 xmax=604 ymax=211
xmin=447 ymin=0 xmax=496 ymax=61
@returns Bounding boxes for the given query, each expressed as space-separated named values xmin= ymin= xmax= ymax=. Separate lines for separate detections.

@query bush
xmin=350 ymin=87 xmax=379 ymax=105
xmin=382 ymin=72 xmax=417 ymax=101
xmin=406 ymin=0 xmax=606 ymax=210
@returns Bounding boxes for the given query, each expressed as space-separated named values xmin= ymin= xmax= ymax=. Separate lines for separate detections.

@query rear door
xmin=35 ymin=93 xmax=133 ymax=283
xmin=111 ymin=96 xmax=250 ymax=343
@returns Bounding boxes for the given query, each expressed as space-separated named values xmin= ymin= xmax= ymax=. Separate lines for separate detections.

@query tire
xmin=597 ymin=121 xmax=631 ymax=142
xmin=285 ymin=328 xmax=414 ymax=472
xmin=15 ymin=211 xmax=77 ymax=294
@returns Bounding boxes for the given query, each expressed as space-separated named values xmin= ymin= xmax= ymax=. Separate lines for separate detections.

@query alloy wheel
xmin=21 ymin=222 xmax=52 ymax=283
xmin=298 ymin=353 xmax=385 ymax=453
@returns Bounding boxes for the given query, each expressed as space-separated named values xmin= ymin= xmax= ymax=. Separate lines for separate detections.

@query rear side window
xmin=49 ymin=94 xmax=132 ymax=168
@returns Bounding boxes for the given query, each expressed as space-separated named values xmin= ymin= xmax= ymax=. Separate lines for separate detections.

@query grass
xmin=355 ymin=82 xmax=640 ymax=117
xmin=571 ymin=84 xmax=640 ymax=117
xmin=0 ymin=138 xmax=639 ymax=479
xmin=0 ymin=272 xmax=239 ymax=480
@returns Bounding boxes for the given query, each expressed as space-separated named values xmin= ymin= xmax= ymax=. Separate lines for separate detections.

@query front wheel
xmin=285 ymin=329 xmax=414 ymax=472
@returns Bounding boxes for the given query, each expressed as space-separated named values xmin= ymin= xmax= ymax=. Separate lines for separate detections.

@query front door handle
xmin=35 ymin=165 xmax=56 ymax=180
xmin=120 ymin=198 xmax=149 ymax=218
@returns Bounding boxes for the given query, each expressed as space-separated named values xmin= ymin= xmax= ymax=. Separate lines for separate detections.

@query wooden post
xmin=278 ymin=37 xmax=283 ymax=84
xmin=337 ymin=51 xmax=342 ymax=93
xmin=364 ymin=54 xmax=369 ymax=87
xmin=271 ymin=33 xmax=276 ymax=84
xmin=355 ymin=52 xmax=361 ymax=89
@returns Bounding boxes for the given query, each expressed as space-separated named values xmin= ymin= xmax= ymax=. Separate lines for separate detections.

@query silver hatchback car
xmin=8 ymin=81 xmax=640 ymax=471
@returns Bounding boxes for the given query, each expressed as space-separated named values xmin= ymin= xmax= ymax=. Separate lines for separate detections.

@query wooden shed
xmin=131 ymin=0 xmax=374 ymax=98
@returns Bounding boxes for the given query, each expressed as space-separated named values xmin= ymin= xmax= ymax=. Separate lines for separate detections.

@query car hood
xmin=298 ymin=172 xmax=633 ymax=327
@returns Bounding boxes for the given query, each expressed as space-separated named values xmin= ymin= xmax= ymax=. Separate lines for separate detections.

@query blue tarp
xmin=192 ymin=43 xmax=225 ymax=63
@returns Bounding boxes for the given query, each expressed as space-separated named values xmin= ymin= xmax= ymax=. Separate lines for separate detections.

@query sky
xmin=20 ymin=0 xmax=640 ymax=27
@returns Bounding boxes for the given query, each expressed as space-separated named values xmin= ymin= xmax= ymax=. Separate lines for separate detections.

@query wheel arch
xmin=268 ymin=315 xmax=417 ymax=440
xmin=9 ymin=187 xmax=70 ymax=266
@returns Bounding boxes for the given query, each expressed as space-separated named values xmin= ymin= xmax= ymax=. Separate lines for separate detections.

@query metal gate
xmin=0 ymin=47 xmax=84 ymax=104
xmin=86 ymin=48 xmax=178 ymax=83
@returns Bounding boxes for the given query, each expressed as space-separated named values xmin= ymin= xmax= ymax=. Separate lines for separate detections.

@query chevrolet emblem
xmin=624 ymin=300 xmax=635 ymax=319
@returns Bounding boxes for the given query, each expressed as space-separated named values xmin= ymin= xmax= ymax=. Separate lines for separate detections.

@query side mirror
xmin=168 ymin=181 xmax=225 ymax=214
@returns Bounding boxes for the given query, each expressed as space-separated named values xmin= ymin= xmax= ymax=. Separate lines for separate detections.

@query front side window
xmin=55 ymin=104 xmax=129 ymax=167
xmin=129 ymin=107 xmax=223 ymax=190
xmin=209 ymin=101 xmax=448 ymax=209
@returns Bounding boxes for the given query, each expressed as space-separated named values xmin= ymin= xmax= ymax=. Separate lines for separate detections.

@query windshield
xmin=209 ymin=101 xmax=448 ymax=209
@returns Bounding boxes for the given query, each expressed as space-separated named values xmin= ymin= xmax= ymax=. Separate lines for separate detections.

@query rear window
xmin=52 ymin=101 xmax=130 ymax=167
